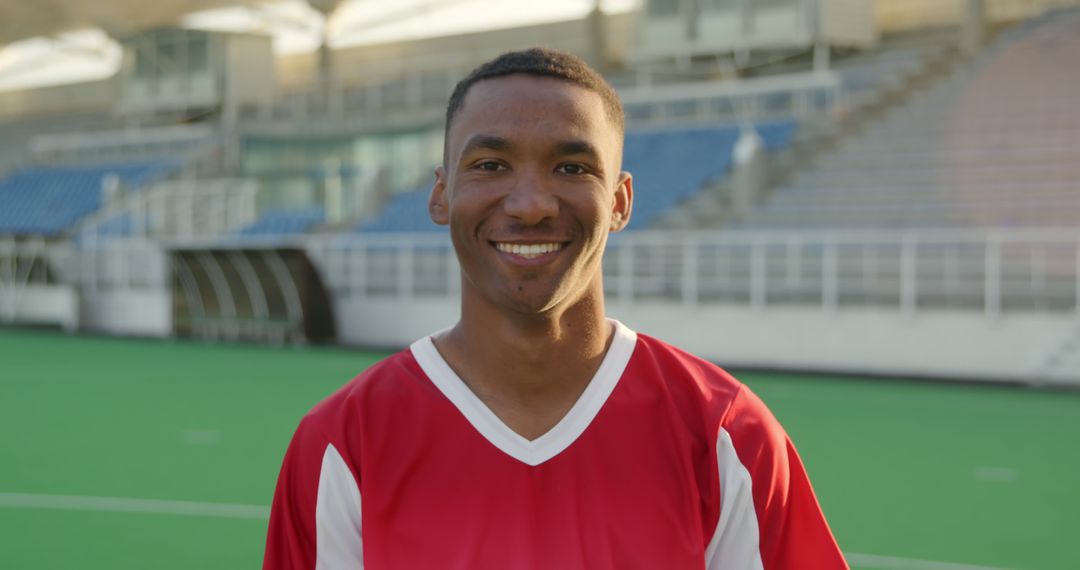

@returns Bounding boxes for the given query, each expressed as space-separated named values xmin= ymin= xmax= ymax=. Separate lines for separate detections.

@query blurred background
xmin=0 ymin=0 xmax=1078 ymax=568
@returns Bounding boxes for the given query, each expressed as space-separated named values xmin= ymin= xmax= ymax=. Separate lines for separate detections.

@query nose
xmin=503 ymin=168 xmax=559 ymax=225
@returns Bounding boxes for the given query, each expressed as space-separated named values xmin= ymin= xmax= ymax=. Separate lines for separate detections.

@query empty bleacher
xmin=0 ymin=160 xmax=180 ymax=236
xmin=833 ymin=30 xmax=956 ymax=101
xmin=739 ymin=8 xmax=1080 ymax=230
xmin=627 ymin=121 xmax=795 ymax=230
xmin=235 ymin=206 xmax=326 ymax=237
xmin=355 ymin=189 xmax=444 ymax=233
xmin=353 ymin=121 xmax=796 ymax=233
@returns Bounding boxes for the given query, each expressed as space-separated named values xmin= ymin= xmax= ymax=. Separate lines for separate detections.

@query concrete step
xmin=836 ymin=134 xmax=1080 ymax=156
xmin=757 ymin=196 xmax=1080 ymax=213
xmin=873 ymin=112 xmax=1080 ymax=135
xmin=741 ymin=208 xmax=1080 ymax=229
xmin=795 ymin=163 xmax=1080 ymax=187
xmin=815 ymin=145 xmax=1080 ymax=170
xmin=769 ymin=185 xmax=1080 ymax=205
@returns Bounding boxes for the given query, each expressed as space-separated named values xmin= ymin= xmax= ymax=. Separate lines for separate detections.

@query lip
xmin=489 ymin=240 xmax=570 ymax=266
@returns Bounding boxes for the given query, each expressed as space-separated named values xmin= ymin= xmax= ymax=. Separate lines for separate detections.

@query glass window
xmin=647 ymin=0 xmax=679 ymax=18
xmin=701 ymin=0 xmax=738 ymax=14
xmin=188 ymin=33 xmax=209 ymax=73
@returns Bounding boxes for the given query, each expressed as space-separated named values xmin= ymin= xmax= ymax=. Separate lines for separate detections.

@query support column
xmin=323 ymin=158 xmax=343 ymax=225
xmin=962 ymin=0 xmax=987 ymax=56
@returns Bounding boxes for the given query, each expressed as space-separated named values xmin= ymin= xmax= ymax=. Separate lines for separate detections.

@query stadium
xmin=1 ymin=0 xmax=1078 ymax=568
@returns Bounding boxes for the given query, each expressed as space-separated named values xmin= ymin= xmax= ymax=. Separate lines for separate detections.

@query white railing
xmin=307 ymin=229 xmax=1080 ymax=318
xmin=63 ymin=239 xmax=169 ymax=293
xmin=0 ymin=239 xmax=167 ymax=295
xmin=619 ymin=71 xmax=842 ymax=125
xmin=79 ymin=178 xmax=259 ymax=242
xmin=239 ymin=69 xmax=842 ymax=128
xmin=30 ymin=124 xmax=216 ymax=158
xmin=6 ymin=229 xmax=1076 ymax=320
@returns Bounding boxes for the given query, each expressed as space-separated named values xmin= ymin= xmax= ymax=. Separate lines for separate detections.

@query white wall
xmin=332 ymin=295 xmax=1079 ymax=385
xmin=3 ymin=285 xmax=79 ymax=331
xmin=608 ymin=302 xmax=1077 ymax=385
xmin=334 ymin=297 xmax=458 ymax=349
xmin=79 ymin=289 xmax=172 ymax=337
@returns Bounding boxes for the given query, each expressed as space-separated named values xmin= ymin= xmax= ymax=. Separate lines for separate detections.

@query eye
xmin=558 ymin=163 xmax=588 ymax=175
xmin=474 ymin=160 xmax=505 ymax=172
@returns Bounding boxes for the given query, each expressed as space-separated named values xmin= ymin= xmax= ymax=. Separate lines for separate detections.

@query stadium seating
xmin=235 ymin=206 xmax=327 ymax=236
xmin=354 ymin=121 xmax=796 ymax=233
xmin=0 ymin=160 xmax=178 ymax=236
xmin=354 ymin=189 xmax=445 ymax=233
xmin=835 ymin=44 xmax=947 ymax=95
xmin=738 ymin=8 xmax=1080 ymax=229
xmin=625 ymin=121 xmax=795 ymax=230
xmin=74 ymin=213 xmax=136 ymax=245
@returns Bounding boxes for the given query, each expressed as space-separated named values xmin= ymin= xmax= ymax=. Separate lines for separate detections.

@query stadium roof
xmin=0 ymin=0 xmax=628 ymax=92
xmin=0 ymin=0 xmax=621 ymax=46
xmin=0 ymin=0 xmax=273 ymax=44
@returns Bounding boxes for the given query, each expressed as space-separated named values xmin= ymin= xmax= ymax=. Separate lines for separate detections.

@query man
xmin=265 ymin=48 xmax=847 ymax=569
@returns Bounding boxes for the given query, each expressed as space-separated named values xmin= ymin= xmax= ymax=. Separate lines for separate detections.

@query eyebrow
xmin=459 ymin=134 xmax=512 ymax=159
xmin=556 ymin=140 xmax=601 ymax=162
xmin=457 ymin=135 xmax=603 ymax=165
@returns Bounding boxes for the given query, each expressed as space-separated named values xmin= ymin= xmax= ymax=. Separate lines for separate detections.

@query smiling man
xmin=264 ymin=48 xmax=847 ymax=569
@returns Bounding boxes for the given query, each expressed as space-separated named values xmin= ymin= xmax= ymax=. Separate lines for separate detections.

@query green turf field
xmin=1 ymin=328 xmax=1077 ymax=569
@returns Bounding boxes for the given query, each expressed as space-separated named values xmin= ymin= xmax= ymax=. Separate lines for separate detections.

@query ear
xmin=609 ymin=171 xmax=633 ymax=232
xmin=429 ymin=166 xmax=450 ymax=226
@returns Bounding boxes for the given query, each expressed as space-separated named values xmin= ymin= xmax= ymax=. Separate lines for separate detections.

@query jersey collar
xmin=409 ymin=319 xmax=638 ymax=467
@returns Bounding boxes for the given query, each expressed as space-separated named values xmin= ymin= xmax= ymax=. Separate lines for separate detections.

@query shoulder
xmin=627 ymin=332 xmax=784 ymax=444
xmin=298 ymin=347 xmax=430 ymax=440
xmin=629 ymin=332 xmax=746 ymax=416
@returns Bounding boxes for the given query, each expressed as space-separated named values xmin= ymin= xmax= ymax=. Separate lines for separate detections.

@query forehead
xmin=448 ymin=75 xmax=619 ymax=154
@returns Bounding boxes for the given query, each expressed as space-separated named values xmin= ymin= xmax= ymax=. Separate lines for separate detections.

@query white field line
xmin=973 ymin=466 xmax=1019 ymax=483
xmin=846 ymin=552 xmax=1018 ymax=570
xmin=0 ymin=493 xmax=1021 ymax=570
xmin=0 ymin=492 xmax=269 ymax=520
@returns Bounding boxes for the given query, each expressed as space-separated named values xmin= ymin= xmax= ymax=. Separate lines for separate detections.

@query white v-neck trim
xmin=409 ymin=319 xmax=638 ymax=467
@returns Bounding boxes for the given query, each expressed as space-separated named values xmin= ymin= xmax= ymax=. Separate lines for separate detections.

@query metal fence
xmin=4 ymin=229 xmax=1078 ymax=320
xmin=308 ymin=229 xmax=1080 ymax=319
xmin=240 ymin=69 xmax=843 ymax=129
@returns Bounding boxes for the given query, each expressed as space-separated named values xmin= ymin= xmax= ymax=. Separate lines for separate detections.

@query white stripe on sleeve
xmin=315 ymin=443 xmax=363 ymax=570
xmin=704 ymin=428 xmax=764 ymax=570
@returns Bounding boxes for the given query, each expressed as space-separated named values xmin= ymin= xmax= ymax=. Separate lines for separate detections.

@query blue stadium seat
xmin=353 ymin=121 xmax=796 ymax=233
xmin=623 ymin=121 xmax=794 ymax=230
xmin=0 ymin=160 xmax=178 ymax=236
xmin=74 ymin=213 xmax=136 ymax=245
xmin=354 ymin=188 xmax=446 ymax=233
xmin=235 ymin=206 xmax=326 ymax=237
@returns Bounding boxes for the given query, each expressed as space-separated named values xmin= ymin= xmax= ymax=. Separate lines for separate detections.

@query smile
xmin=493 ymin=242 xmax=565 ymax=259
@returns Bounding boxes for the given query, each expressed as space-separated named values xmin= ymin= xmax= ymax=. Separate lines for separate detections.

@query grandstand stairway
xmin=737 ymin=9 xmax=1080 ymax=230
xmin=655 ymin=30 xmax=965 ymax=229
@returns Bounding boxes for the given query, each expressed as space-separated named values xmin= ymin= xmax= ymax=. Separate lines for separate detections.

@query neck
xmin=468 ymin=296 xmax=608 ymax=371
xmin=433 ymin=282 xmax=614 ymax=439
xmin=460 ymin=282 xmax=610 ymax=379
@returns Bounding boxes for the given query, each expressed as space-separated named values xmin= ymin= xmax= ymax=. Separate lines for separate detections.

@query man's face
xmin=429 ymin=74 xmax=632 ymax=316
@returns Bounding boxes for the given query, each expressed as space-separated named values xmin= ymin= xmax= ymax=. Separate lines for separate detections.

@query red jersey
xmin=264 ymin=321 xmax=847 ymax=569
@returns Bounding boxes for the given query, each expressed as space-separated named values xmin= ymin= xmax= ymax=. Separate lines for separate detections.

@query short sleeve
xmin=706 ymin=386 xmax=848 ymax=570
xmin=263 ymin=418 xmax=363 ymax=570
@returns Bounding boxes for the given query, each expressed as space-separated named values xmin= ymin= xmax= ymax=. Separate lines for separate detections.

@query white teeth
xmin=495 ymin=242 xmax=564 ymax=258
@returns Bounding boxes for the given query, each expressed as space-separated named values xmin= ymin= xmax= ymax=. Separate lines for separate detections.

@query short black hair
xmin=444 ymin=47 xmax=625 ymax=144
